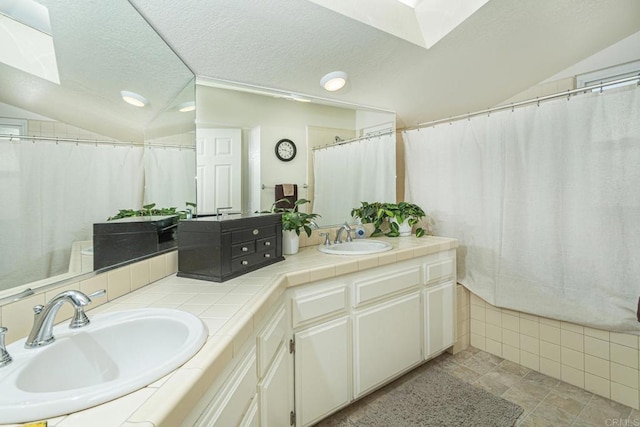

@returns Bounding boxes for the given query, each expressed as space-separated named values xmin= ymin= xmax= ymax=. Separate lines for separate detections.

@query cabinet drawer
xmin=232 ymin=226 xmax=275 ymax=243
xmin=232 ymin=241 xmax=256 ymax=258
xmin=353 ymin=267 xmax=421 ymax=307
xmin=424 ymin=258 xmax=455 ymax=285
xmin=291 ymin=285 xmax=348 ymax=329
xmin=256 ymin=236 xmax=276 ymax=252
xmin=232 ymin=249 xmax=277 ymax=273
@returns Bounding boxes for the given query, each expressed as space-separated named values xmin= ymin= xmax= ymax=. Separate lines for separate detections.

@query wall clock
xmin=275 ymin=138 xmax=297 ymax=162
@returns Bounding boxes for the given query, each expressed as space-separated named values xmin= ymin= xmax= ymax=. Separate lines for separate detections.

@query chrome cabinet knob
xmin=241 ymin=260 xmax=249 ymax=265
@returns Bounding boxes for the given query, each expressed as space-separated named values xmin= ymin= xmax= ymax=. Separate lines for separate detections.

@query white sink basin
xmin=0 ymin=308 xmax=208 ymax=423
xmin=318 ymin=239 xmax=393 ymax=255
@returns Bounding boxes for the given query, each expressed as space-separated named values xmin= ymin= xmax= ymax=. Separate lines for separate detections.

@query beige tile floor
xmin=318 ymin=347 xmax=640 ymax=426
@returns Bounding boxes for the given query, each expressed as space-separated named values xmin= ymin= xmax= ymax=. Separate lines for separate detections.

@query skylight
xmin=0 ymin=0 xmax=60 ymax=84
xmin=309 ymin=0 xmax=489 ymax=50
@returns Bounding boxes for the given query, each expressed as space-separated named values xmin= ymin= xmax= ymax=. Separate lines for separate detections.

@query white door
xmin=258 ymin=343 xmax=293 ymax=427
xmin=295 ymin=316 xmax=351 ymax=427
xmin=424 ymin=281 xmax=456 ymax=358
xmin=196 ymin=128 xmax=242 ymax=214
xmin=353 ymin=292 xmax=422 ymax=397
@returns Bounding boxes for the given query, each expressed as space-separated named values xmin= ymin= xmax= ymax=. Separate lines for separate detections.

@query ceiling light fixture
xmin=120 ymin=90 xmax=148 ymax=107
xmin=320 ymin=71 xmax=348 ymax=92
xmin=177 ymin=101 xmax=195 ymax=112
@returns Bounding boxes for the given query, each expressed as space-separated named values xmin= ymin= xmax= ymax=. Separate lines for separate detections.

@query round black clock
xmin=275 ymin=138 xmax=296 ymax=161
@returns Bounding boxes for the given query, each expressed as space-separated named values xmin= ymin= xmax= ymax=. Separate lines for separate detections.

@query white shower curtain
xmin=0 ymin=143 xmax=144 ymax=291
xmin=313 ymin=134 xmax=396 ymax=226
xmin=403 ymin=86 xmax=640 ymax=333
xmin=143 ymin=147 xmax=196 ymax=209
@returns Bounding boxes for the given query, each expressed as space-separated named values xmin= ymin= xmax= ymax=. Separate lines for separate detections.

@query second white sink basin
xmin=0 ymin=308 xmax=208 ymax=424
xmin=318 ymin=239 xmax=393 ymax=255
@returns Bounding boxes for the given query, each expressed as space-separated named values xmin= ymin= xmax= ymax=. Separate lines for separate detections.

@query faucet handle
xmin=69 ymin=289 xmax=105 ymax=329
xmin=0 ymin=326 xmax=12 ymax=367
xmin=88 ymin=289 xmax=107 ymax=300
xmin=319 ymin=232 xmax=331 ymax=246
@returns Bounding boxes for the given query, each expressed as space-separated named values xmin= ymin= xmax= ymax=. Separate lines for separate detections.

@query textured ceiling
xmin=131 ymin=0 xmax=640 ymax=128
xmin=0 ymin=0 xmax=193 ymax=141
xmin=2 ymin=0 xmax=639 ymax=138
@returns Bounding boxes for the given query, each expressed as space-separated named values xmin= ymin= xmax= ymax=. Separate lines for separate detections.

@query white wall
xmin=196 ymin=84 xmax=358 ymax=212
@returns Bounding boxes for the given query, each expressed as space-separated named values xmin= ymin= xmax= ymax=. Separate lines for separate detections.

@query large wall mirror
xmin=0 ymin=0 xmax=195 ymax=300
xmin=195 ymin=81 xmax=397 ymax=227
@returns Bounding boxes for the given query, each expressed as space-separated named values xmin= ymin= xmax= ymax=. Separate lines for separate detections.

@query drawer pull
xmin=242 ymin=246 xmax=249 ymax=252
xmin=242 ymin=260 xmax=249 ymax=265
xmin=264 ymin=241 xmax=271 ymax=246
xmin=264 ymin=253 xmax=271 ymax=258
xmin=253 ymin=229 xmax=259 ymax=235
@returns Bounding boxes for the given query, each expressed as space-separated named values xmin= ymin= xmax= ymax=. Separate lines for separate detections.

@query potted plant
xmin=108 ymin=202 xmax=197 ymax=220
xmin=351 ymin=201 xmax=429 ymax=237
xmin=382 ymin=202 xmax=428 ymax=237
xmin=271 ymin=198 xmax=320 ymax=254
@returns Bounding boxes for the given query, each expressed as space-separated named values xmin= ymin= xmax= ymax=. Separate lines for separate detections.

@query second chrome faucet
xmin=25 ymin=289 xmax=106 ymax=349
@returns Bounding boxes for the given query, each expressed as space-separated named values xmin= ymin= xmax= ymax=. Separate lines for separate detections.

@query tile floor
xmin=318 ymin=347 xmax=640 ymax=426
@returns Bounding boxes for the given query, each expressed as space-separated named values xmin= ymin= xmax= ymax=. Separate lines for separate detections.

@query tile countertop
xmin=7 ymin=236 xmax=458 ymax=427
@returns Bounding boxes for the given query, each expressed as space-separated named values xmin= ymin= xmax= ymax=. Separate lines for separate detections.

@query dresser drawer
xmin=232 ymin=249 xmax=278 ymax=273
xmin=232 ymin=225 xmax=275 ymax=243
xmin=256 ymin=236 xmax=276 ymax=252
xmin=232 ymin=241 xmax=256 ymax=258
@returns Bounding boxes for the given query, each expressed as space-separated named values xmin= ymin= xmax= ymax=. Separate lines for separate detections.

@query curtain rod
xmin=312 ymin=129 xmax=395 ymax=151
xmin=0 ymin=134 xmax=195 ymax=150
xmin=400 ymin=74 xmax=640 ymax=132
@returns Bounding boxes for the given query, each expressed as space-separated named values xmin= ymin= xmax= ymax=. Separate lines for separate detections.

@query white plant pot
xmin=391 ymin=218 xmax=412 ymax=237
xmin=282 ymin=229 xmax=300 ymax=255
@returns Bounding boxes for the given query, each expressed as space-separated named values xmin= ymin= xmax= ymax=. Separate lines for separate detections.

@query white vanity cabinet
xmin=352 ymin=265 xmax=423 ymax=397
xmin=192 ymin=347 xmax=258 ymax=427
xmin=257 ymin=305 xmax=293 ymax=427
xmin=289 ymin=249 xmax=457 ymax=426
xmin=423 ymin=256 xmax=456 ymax=359
xmin=189 ymin=302 xmax=294 ymax=427
xmin=290 ymin=282 xmax=351 ymax=427
xmin=185 ymin=246 xmax=456 ymax=427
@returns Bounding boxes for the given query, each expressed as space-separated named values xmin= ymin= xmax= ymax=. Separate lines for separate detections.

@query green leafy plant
xmin=270 ymin=198 xmax=320 ymax=237
xmin=351 ymin=201 xmax=430 ymax=237
xmin=108 ymin=202 xmax=196 ymax=221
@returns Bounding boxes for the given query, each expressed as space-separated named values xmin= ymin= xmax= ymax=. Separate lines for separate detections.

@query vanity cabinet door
xmin=295 ymin=316 xmax=351 ymax=427
xmin=258 ymin=342 xmax=293 ymax=427
xmin=353 ymin=292 xmax=422 ymax=397
xmin=239 ymin=395 xmax=259 ymax=427
xmin=194 ymin=348 xmax=257 ymax=427
xmin=424 ymin=280 xmax=456 ymax=359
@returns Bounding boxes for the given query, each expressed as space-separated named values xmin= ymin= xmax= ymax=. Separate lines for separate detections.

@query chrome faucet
xmin=25 ymin=289 xmax=106 ymax=349
xmin=0 ymin=326 xmax=12 ymax=367
xmin=334 ymin=223 xmax=353 ymax=244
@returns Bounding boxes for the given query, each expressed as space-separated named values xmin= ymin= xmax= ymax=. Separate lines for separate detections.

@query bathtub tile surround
xmin=469 ymin=292 xmax=640 ymax=410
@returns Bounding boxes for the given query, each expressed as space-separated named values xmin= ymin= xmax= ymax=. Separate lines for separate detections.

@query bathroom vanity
xmin=1 ymin=236 xmax=457 ymax=426
xmin=181 ymin=236 xmax=457 ymax=427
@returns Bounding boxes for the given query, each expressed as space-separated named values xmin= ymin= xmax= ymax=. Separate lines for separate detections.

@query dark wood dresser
xmin=177 ymin=213 xmax=284 ymax=282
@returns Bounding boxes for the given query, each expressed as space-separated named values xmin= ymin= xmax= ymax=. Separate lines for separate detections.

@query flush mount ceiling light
xmin=120 ymin=90 xmax=148 ymax=107
xmin=320 ymin=71 xmax=348 ymax=92
xmin=177 ymin=101 xmax=195 ymax=112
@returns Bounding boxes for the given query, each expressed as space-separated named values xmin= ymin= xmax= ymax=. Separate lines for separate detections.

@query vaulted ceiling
xmin=131 ymin=0 xmax=640 ymax=127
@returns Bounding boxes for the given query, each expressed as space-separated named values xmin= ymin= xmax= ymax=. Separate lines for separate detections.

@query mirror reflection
xmin=195 ymin=82 xmax=396 ymax=226
xmin=0 ymin=0 xmax=195 ymax=297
